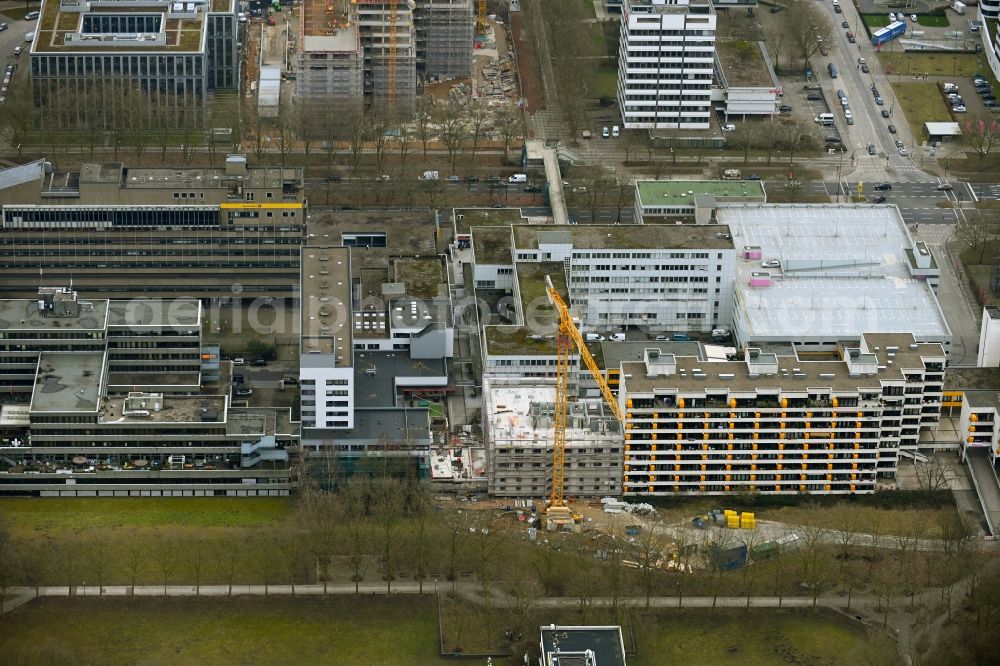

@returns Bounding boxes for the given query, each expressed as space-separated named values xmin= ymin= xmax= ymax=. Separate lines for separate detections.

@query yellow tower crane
xmin=388 ymin=0 xmax=398 ymax=106
xmin=544 ymin=275 xmax=624 ymax=530
xmin=476 ymin=0 xmax=487 ymax=35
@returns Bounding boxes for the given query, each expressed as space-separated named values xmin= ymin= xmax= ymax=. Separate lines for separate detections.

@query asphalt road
xmin=0 ymin=12 xmax=33 ymax=100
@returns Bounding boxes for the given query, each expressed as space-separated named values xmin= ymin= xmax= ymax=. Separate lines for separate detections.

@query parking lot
xmin=0 ymin=9 xmax=36 ymax=104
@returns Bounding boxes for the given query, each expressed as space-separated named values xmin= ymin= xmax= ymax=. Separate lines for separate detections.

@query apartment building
xmin=296 ymin=0 xmax=363 ymax=121
xmin=0 ymin=156 xmax=305 ymax=299
xmin=617 ymin=0 xmax=717 ymax=130
xmin=483 ymin=379 xmax=624 ymax=498
xmin=617 ymin=333 xmax=946 ymax=496
xmin=0 ymin=286 xmax=294 ymax=496
xmin=718 ymin=204 xmax=949 ymax=351
xmin=414 ymin=0 xmax=474 ymax=80
xmin=30 ymin=0 xmax=238 ymax=130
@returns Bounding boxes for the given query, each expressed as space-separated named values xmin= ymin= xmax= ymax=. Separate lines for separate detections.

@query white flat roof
xmin=720 ymin=204 xmax=950 ymax=341
xmin=924 ymin=122 xmax=962 ymax=136
xmin=484 ymin=384 xmax=620 ymax=446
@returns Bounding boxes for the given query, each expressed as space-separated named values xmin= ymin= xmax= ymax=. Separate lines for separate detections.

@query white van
xmin=584 ymin=333 xmax=605 ymax=342
xmin=609 ymin=333 xmax=626 ymax=342
xmin=24 ymin=31 xmax=34 ymax=42
xmin=814 ymin=113 xmax=834 ymax=126
xmin=508 ymin=173 xmax=527 ymax=184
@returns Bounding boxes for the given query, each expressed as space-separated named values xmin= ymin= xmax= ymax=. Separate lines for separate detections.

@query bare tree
xmin=155 ymin=538 xmax=178 ymax=596
xmin=783 ymin=3 xmax=833 ymax=71
xmin=495 ymin=106 xmax=521 ymax=166
xmin=87 ymin=540 xmax=108 ymax=597
xmin=629 ymin=526 xmax=665 ymax=609
xmin=347 ymin=106 xmax=369 ymax=172
xmin=369 ymin=107 xmax=394 ymax=175
xmin=340 ymin=479 xmax=372 ymax=594
xmin=443 ymin=509 xmax=469 ymax=594
xmin=126 ymin=543 xmax=144 ymax=596
xmin=415 ymin=93 xmax=436 ymax=159
xmin=397 ymin=122 xmax=415 ymax=177
xmin=964 ymin=117 xmax=1000 ymax=162
xmin=728 ymin=123 xmax=757 ymax=165
xmin=373 ymin=478 xmax=405 ymax=594
xmin=765 ymin=25 xmax=788 ymax=72
xmin=0 ymin=520 xmax=13 ymax=613
xmin=583 ymin=177 xmax=613 ymax=223
xmin=186 ymin=540 xmax=208 ymax=596
xmin=466 ymin=98 xmax=489 ymax=165
xmin=439 ymin=94 xmax=470 ymax=172
xmin=956 ymin=208 xmax=1000 ymax=264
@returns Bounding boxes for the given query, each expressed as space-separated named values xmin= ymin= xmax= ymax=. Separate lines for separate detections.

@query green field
xmin=0 ymin=598 xmax=899 ymax=666
xmin=590 ymin=64 xmax=619 ymax=100
xmin=879 ymin=52 xmax=995 ymax=80
xmin=890 ymin=82 xmax=952 ymax=142
xmin=629 ymin=610 xmax=899 ymax=666
xmin=917 ymin=14 xmax=950 ymax=28
xmin=0 ymin=597 xmax=441 ymax=666
xmin=0 ymin=497 xmax=292 ymax=536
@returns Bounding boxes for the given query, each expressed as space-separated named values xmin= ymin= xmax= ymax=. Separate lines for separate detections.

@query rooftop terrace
xmin=30 ymin=351 xmax=104 ymax=414
xmin=455 ymin=207 xmax=527 ymax=235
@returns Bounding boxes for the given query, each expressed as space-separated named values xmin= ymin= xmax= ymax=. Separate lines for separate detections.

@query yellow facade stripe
xmin=219 ymin=203 xmax=304 ymax=210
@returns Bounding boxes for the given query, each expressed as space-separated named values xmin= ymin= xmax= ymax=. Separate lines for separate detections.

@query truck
xmin=722 ymin=169 xmax=742 ymax=180
xmin=828 ymin=62 xmax=838 ymax=79
xmin=419 ymin=170 xmax=439 ymax=181
xmin=872 ymin=20 xmax=906 ymax=46
xmin=952 ymin=1 xmax=966 ymax=14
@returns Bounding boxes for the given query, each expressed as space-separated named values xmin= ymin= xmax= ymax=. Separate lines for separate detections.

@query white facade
xmin=300 ymin=361 xmax=355 ymax=430
xmin=978 ymin=306 xmax=1000 ymax=367
xmin=617 ymin=0 xmax=717 ymax=129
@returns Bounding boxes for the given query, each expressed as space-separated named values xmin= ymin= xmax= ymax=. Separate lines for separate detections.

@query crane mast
xmin=544 ymin=275 xmax=624 ymax=528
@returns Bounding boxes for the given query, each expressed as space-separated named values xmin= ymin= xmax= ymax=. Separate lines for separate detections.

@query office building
xmin=617 ymin=333 xmax=946 ymax=496
xmin=0 ymin=286 xmax=294 ymax=496
xmin=0 ymin=156 xmax=305 ymax=299
xmin=978 ymin=305 xmax=1000 ymax=367
xmin=633 ymin=179 xmax=766 ymax=223
xmin=617 ymin=0 xmax=717 ymax=129
xmin=30 ymin=0 xmax=238 ymax=130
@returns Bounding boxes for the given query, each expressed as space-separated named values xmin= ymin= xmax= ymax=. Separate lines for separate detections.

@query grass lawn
xmin=589 ymin=64 xmax=619 ymax=100
xmin=0 ymin=497 xmax=292 ymax=537
xmin=961 ymin=241 xmax=1000 ymax=300
xmin=879 ymin=52 xmax=994 ymax=79
xmin=917 ymin=14 xmax=950 ymax=28
xmin=629 ymin=609 xmax=899 ymax=666
xmin=861 ymin=14 xmax=889 ymax=29
xmin=890 ymin=81 xmax=952 ymax=143
xmin=0 ymin=597 xmax=442 ymax=666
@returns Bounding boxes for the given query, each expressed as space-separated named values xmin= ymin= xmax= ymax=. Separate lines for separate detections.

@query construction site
xmin=243 ymin=1 xmax=523 ymax=138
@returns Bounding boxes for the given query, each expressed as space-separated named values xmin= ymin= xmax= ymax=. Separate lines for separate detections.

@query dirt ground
xmin=510 ymin=11 xmax=543 ymax=113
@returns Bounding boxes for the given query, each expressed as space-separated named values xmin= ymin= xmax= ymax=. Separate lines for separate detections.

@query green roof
xmin=472 ymin=226 xmax=514 ymax=264
xmin=512 ymin=224 xmax=735 ymax=251
xmin=636 ymin=180 xmax=766 ymax=209
xmin=455 ymin=208 xmax=526 ymax=234
xmin=516 ymin=262 xmax=566 ymax=315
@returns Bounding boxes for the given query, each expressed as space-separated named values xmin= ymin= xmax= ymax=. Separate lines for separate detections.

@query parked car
xmin=523 ymin=184 xmax=542 ymax=193
xmin=986 ymin=100 xmax=1000 ymax=108
xmin=779 ymin=104 xmax=792 ymax=113
xmin=602 ymin=126 xmax=609 ymax=138
xmin=234 ymin=387 xmax=253 ymax=397
xmin=875 ymin=96 xmax=884 ymax=105
xmin=671 ymin=333 xmax=691 ymax=341
xmin=871 ymin=195 xmax=887 ymax=204
xmin=761 ymin=259 xmax=781 ymax=268
xmin=11 ymin=46 xmax=22 ymax=57
xmin=887 ymin=124 xmax=897 ymax=134
xmin=492 ymin=203 xmax=504 ymax=208
xmin=572 ymin=186 xmax=587 ymax=193
xmin=251 ymin=359 xmax=267 ymax=367
xmin=744 ymin=174 xmax=762 ymax=180
xmin=0 ymin=22 xmax=7 ymax=31
xmin=281 ymin=376 xmax=298 ymax=385
xmin=836 ymin=89 xmax=846 ymax=99
xmin=952 ymin=105 xmax=967 ymax=113
xmin=806 ymin=93 xmax=823 ymax=101
xmin=895 ymin=139 xmax=905 ymax=149
xmin=898 ymin=146 xmax=908 ymax=156
xmin=232 ymin=357 xmax=245 ymax=366
xmin=612 ymin=125 xmax=620 ymax=137
xmin=910 ymin=14 xmax=918 ymax=21
xmin=874 ymin=183 xmax=892 ymax=190
xmin=447 ymin=175 xmax=461 ymax=183
xmin=24 ymin=10 xmax=39 ymax=20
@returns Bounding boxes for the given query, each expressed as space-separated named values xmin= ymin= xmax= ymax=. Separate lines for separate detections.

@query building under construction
xmin=297 ymin=0 xmax=472 ymax=114
xmin=483 ymin=379 xmax=624 ymax=498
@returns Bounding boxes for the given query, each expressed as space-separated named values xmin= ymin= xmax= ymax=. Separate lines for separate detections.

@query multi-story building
xmin=712 ymin=40 xmax=780 ymax=119
xmin=719 ymin=204 xmax=949 ymax=351
xmin=978 ymin=305 xmax=1000 ymax=367
xmin=617 ymin=0 xmax=717 ymax=130
xmin=470 ymin=223 xmax=736 ymax=335
xmin=0 ymin=156 xmax=305 ymax=299
xmin=296 ymin=0 xmax=473 ymax=112
xmin=0 ymin=286 xmax=294 ymax=496
xmin=30 ymin=0 xmax=238 ymax=130
xmin=617 ymin=333 xmax=947 ymax=496
xmin=483 ymin=379 xmax=623 ymax=498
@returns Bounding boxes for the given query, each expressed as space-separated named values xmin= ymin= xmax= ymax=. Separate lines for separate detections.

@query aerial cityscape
xmin=1 ymin=0 xmax=1000 ymax=663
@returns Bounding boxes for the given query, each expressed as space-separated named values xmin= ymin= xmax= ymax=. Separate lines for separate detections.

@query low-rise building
xmin=617 ymin=333 xmax=946 ymax=496
xmin=713 ymin=40 xmax=781 ymax=118
xmin=633 ymin=179 xmax=766 ymax=223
